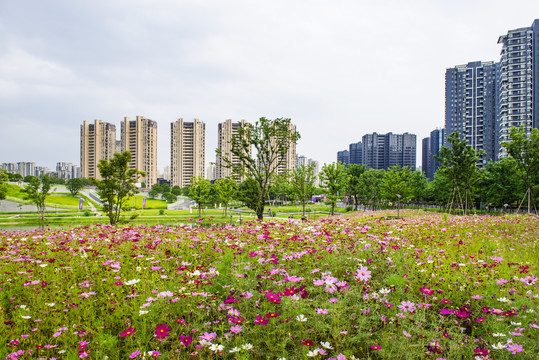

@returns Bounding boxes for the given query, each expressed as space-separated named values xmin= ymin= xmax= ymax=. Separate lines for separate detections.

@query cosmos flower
xmin=154 ymin=324 xmax=170 ymax=339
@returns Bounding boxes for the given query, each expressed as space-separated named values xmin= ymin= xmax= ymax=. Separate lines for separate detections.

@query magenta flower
xmin=179 ymin=335 xmax=193 ymax=347
xmin=129 ymin=350 xmax=140 ymax=358
xmin=155 ymin=324 xmax=170 ymax=339
xmin=420 ymin=286 xmax=434 ymax=295
xmin=440 ymin=309 xmax=454 ymax=314
xmin=370 ymin=345 xmax=381 ymax=350
xmin=199 ymin=332 xmax=216 ymax=341
xmin=120 ymin=327 xmax=137 ymax=337
xmin=475 ymin=317 xmax=486 ymax=323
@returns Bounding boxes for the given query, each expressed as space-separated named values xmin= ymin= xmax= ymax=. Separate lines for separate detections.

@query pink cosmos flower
xmin=506 ymin=343 xmax=524 ymax=354
xmin=179 ymin=335 xmax=193 ymax=346
xmin=199 ymin=332 xmax=216 ymax=341
xmin=120 ymin=327 xmax=137 ymax=337
xmin=230 ymin=325 xmax=242 ymax=334
xmin=355 ymin=266 xmax=371 ymax=282
xmin=155 ymin=324 xmax=170 ymax=339
xmin=398 ymin=301 xmax=416 ymax=313
xmin=129 ymin=350 xmax=140 ymax=358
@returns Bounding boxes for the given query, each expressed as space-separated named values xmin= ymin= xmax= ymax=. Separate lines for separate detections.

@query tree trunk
xmin=224 ymin=204 xmax=228 ymax=217
xmin=354 ymin=195 xmax=359 ymax=210
xmin=198 ymin=203 xmax=202 ymax=217
xmin=528 ymin=186 xmax=532 ymax=215
xmin=302 ymin=201 xmax=306 ymax=216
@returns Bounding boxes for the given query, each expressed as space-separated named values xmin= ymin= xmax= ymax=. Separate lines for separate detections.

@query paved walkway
xmin=0 ymin=200 xmax=58 ymax=214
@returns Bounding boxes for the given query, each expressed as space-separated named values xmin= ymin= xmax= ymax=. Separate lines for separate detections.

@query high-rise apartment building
xmin=17 ymin=162 xmax=35 ymax=178
xmin=170 ymin=118 xmax=206 ymax=188
xmin=349 ymin=142 xmax=362 ymax=165
xmin=337 ymin=150 xmax=349 ymax=165
xmin=121 ymin=116 xmax=158 ymax=186
xmin=362 ymin=132 xmax=416 ymax=170
xmin=422 ymin=128 xmax=445 ymax=180
xmin=296 ymin=155 xmax=307 ymax=168
xmin=497 ymin=19 xmax=539 ymax=157
xmin=216 ymin=119 xmax=249 ymax=180
xmin=445 ymin=61 xmax=497 ymax=166
xmin=80 ymin=120 xmax=117 ymax=180
xmin=275 ymin=122 xmax=298 ymax=175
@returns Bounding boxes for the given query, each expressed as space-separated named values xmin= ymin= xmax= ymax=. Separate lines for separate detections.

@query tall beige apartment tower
xmin=121 ymin=116 xmax=158 ymax=186
xmin=80 ymin=120 xmax=117 ymax=180
xmin=275 ymin=122 xmax=297 ymax=175
xmin=170 ymin=118 xmax=206 ymax=188
xmin=216 ymin=119 xmax=250 ymax=180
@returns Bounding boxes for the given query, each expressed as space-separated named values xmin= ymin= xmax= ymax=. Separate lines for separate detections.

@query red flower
xmin=440 ymin=299 xmax=451 ymax=304
xmin=155 ymin=324 xmax=170 ymax=339
xmin=370 ymin=345 xmax=382 ymax=350
xmin=265 ymin=312 xmax=281 ymax=318
xmin=120 ymin=327 xmax=137 ymax=337
xmin=301 ymin=339 xmax=314 ymax=346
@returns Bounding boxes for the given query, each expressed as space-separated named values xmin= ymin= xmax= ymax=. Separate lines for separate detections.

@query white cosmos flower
xmin=492 ymin=342 xmax=505 ymax=349
xmin=320 ymin=341 xmax=333 ymax=349
xmin=139 ymin=310 xmax=149 ymax=316
xmin=296 ymin=314 xmax=307 ymax=322
xmin=242 ymin=343 xmax=253 ymax=350
xmin=125 ymin=279 xmax=141 ymax=286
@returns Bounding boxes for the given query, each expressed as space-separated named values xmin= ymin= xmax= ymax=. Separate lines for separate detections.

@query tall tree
xmin=482 ymin=158 xmax=524 ymax=208
xmin=346 ymin=164 xmax=367 ymax=210
xmin=236 ymin=178 xmax=261 ymax=212
xmin=23 ymin=174 xmax=52 ymax=222
xmin=290 ymin=164 xmax=317 ymax=216
xmin=435 ymin=131 xmax=482 ymax=214
xmin=502 ymin=126 xmax=539 ymax=214
xmin=66 ymin=178 xmax=84 ymax=197
xmin=410 ymin=170 xmax=428 ymax=205
xmin=189 ymin=176 xmax=211 ymax=217
xmin=359 ymin=168 xmax=385 ymax=211
xmin=319 ymin=162 xmax=350 ymax=216
xmin=381 ymin=165 xmax=413 ymax=204
xmin=218 ymin=117 xmax=300 ymax=220
xmin=215 ymin=177 xmax=237 ymax=217
xmin=96 ymin=151 xmax=145 ymax=225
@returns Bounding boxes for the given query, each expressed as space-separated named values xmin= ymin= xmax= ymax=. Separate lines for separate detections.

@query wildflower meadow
xmin=0 ymin=211 xmax=538 ymax=359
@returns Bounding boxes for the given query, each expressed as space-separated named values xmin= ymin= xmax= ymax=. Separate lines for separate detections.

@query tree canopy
xmin=218 ymin=117 xmax=300 ymax=220
xmin=96 ymin=151 xmax=145 ymax=225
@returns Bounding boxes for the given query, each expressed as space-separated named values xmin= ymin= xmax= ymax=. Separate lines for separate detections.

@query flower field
xmin=0 ymin=211 xmax=538 ymax=359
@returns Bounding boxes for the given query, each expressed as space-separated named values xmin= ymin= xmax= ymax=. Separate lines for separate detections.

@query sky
xmin=1 ymin=0 xmax=539 ymax=174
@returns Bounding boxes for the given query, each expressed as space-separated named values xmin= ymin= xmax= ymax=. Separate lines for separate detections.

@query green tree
xmin=319 ymin=162 xmax=350 ymax=216
xmin=435 ymin=131 xmax=482 ymax=214
xmin=290 ymin=164 xmax=317 ymax=216
xmin=171 ymin=185 xmax=182 ymax=196
xmin=23 ymin=175 xmax=37 ymax=183
xmin=381 ymin=165 xmax=413 ymax=204
xmin=151 ymin=183 xmax=163 ymax=193
xmin=217 ymin=117 xmax=301 ymax=220
xmin=148 ymin=189 xmax=159 ymax=199
xmin=8 ymin=173 xmax=23 ymax=182
xmin=410 ymin=170 xmax=428 ymax=205
xmin=0 ymin=169 xmax=9 ymax=202
xmin=215 ymin=177 xmax=237 ymax=217
xmin=162 ymin=192 xmax=177 ymax=203
xmin=189 ymin=176 xmax=211 ymax=217
xmin=96 ymin=151 xmax=145 ymax=225
xmin=359 ymin=168 xmax=385 ymax=211
xmin=23 ymin=174 xmax=52 ymax=222
xmin=66 ymin=178 xmax=84 ymax=197
xmin=161 ymin=183 xmax=171 ymax=194
xmin=482 ymin=158 xmax=524 ymax=208
xmin=236 ymin=178 xmax=261 ymax=212
xmin=269 ymin=171 xmax=292 ymax=205
xmin=502 ymin=126 xmax=539 ymax=214
xmin=346 ymin=164 xmax=367 ymax=210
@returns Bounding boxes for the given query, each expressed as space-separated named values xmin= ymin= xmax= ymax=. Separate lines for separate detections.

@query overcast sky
xmin=1 ymin=1 xmax=538 ymax=173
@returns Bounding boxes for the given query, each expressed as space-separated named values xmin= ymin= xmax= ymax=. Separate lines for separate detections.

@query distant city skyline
xmin=1 ymin=2 xmax=539 ymax=171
